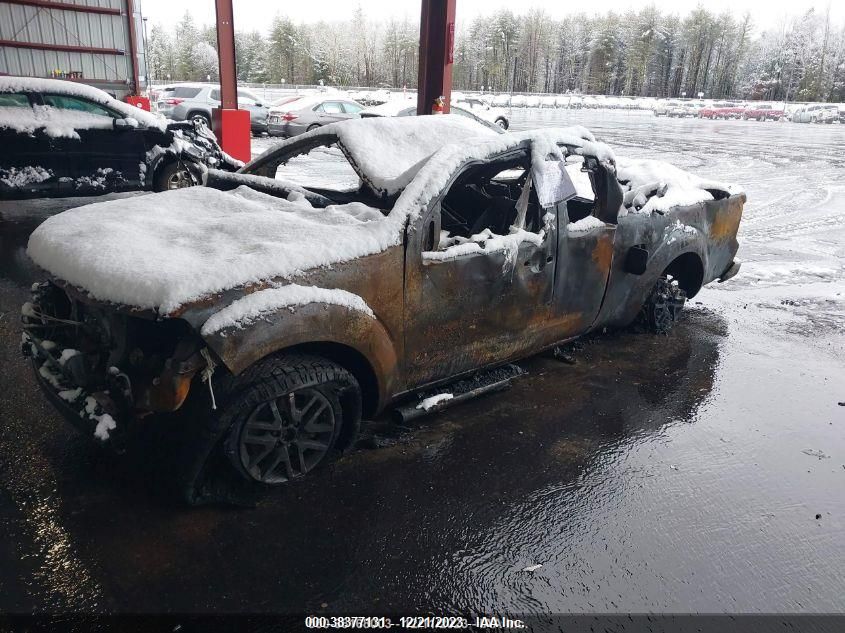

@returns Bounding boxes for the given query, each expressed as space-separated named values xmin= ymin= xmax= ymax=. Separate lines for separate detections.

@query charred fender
xmin=201 ymin=302 xmax=399 ymax=415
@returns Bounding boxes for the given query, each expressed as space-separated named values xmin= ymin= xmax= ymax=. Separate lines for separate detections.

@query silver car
xmin=267 ymin=96 xmax=365 ymax=138
xmin=156 ymin=83 xmax=269 ymax=135
xmin=791 ymin=104 xmax=839 ymax=124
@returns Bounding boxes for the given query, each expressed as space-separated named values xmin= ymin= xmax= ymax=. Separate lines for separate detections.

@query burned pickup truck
xmin=21 ymin=116 xmax=743 ymax=499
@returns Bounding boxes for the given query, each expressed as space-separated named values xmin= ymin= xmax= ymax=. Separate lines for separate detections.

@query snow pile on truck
xmin=617 ymin=158 xmax=740 ymax=214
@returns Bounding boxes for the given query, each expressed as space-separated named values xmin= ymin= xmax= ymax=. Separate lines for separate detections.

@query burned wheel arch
xmin=201 ymin=302 xmax=399 ymax=418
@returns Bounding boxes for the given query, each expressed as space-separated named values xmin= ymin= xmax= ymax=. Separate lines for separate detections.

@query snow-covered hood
xmin=27 ymin=186 xmax=402 ymax=315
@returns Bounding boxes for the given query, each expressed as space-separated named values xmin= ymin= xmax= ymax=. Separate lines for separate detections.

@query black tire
xmin=152 ymin=161 xmax=194 ymax=192
xmin=495 ymin=117 xmax=509 ymax=130
xmin=221 ymin=354 xmax=360 ymax=486
xmin=307 ymin=123 xmax=320 ymax=132
xmin=189 ymin=111 xmax=211 ymax=127
xmin=638 ymin=276 xmax=687 ymax=334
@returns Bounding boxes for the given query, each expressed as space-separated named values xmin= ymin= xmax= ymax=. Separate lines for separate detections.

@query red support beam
xmin=416 ymin=0 xmax=456 ymax=115
xmin=125 ymin=0 xmax=141 ymax=95
xmin=0 ymin=39 xmax=124 ymax=55
xmin=3 ymin=0 xmax=121 ymax=15
xmin=212 ymin=0 xmax=250 ymax=162
xmin=215 ymin=0 xmax=237 ymax=110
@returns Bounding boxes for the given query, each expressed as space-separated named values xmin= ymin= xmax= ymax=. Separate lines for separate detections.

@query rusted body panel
xmin=594 ymin=193 xmax=744 ymax=330
xmin=198 ymin=245 xmax=406 ymax=412
xmin=24 ymin=126 xmax=744 ymax=431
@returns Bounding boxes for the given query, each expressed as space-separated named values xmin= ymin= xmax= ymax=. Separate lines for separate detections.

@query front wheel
xmin=153 ymin=161 xmax=195 ymax=191
xmin=222 ymin=354 xmax=360 ymax=485
xmin=638 ymin=276 xmax=687 ymax=334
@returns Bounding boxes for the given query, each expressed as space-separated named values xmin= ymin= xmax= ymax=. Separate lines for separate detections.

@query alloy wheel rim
xmin=167 ymin=169 xmax=191 ymax=189
xmin=239 ymin=389 xmax=336 ymax=484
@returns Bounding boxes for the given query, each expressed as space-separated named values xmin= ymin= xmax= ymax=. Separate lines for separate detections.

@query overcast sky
xmin=138 ymin=0 xmax=842 ymax=35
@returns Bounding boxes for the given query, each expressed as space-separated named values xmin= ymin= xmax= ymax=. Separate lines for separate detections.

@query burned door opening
xmin=403 ymin=149 xmax=557 ymax=387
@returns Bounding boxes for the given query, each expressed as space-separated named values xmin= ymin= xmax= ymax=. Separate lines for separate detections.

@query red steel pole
xmin=212 ymin=0 xmax=250 ymax=162
xmin=125 ymin=0 xmax=141 ymax=96
xmin=416 ymin=0 xmax=456 ymax=115
xmin=215 ymin=0 xmax=238 ymax=110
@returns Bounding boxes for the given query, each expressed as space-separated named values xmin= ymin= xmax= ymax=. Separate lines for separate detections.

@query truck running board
xmin=393 ymin=364 xmax=525 ymax=424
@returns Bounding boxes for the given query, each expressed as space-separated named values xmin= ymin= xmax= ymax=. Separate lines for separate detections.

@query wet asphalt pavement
xmin=0 ymin=111 xmax=844 ymax=618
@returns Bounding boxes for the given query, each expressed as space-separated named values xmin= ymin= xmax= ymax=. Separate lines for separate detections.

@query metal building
xmin=0 ymin=0 xmax=145 ymax=99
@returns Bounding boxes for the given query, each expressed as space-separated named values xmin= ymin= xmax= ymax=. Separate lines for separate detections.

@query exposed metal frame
xmin=3 ymin=0 xmax=121 ymax=15
xmin=0 ymin=39 xmax=125 ymax=56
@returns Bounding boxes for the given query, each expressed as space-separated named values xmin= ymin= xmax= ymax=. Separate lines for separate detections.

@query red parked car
xmin=699 ymin=102 xmax=743 ymax=119
xmin=741 ymin=103 xmax=785 ymax=121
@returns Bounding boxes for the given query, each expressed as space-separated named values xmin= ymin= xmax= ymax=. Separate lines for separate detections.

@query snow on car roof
xmin=0 ymin=105 xmax=118 ymax=139
xmin=0 ymin=76 xmax=165 ymax=130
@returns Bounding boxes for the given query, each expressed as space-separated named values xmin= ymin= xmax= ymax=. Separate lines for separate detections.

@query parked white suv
xmin=155 ymin=83 xmax=269 ymax=135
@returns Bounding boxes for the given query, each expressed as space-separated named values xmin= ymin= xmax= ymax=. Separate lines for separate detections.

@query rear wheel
xmin=638 ymin=276 xmax=687 ymax=334
xmin=495 ymin=117 xmax=509 ymax=129
xmin=190 ymin=112 xmax=211 ymax=127
xmin=222 ymin=354 xmax=360 ymax=485
xmin=307 ymin=123 xmax=320 ymax=132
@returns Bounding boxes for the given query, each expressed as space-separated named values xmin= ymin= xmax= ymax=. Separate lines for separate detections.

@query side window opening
xmin=563 ymin=155 xmax=597 ymax=224
xmin=273 ymin=142 xmax=361 ymax=193
xmin=435 ymin=153 xmax=543 ymax=251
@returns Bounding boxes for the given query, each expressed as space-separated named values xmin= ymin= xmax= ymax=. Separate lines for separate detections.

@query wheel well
xmin=286 ymin=342 xmax=380 ymax=418
xmin=665 ymin=252 xmax=704 ymax=298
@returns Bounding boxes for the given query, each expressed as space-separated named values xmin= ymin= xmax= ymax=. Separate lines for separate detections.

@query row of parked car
xmin=654 ymin=100 xmax=844 ymax=123
xmin=150 ymin=83 xmax=510 ymax=138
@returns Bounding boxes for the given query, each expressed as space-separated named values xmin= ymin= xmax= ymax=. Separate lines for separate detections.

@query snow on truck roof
xmin=244 ymin=114 xmax=501 ymax=196
xmin=0 ymin=76 xmax=165 ymax=131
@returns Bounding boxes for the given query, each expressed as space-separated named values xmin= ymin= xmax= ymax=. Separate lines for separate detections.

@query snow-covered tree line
xmin=146 ymin=6 xmax=845 ymax=102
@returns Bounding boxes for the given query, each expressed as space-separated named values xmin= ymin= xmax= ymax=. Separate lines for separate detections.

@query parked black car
xmin=0 ymin=77 xmax=242 ymax=199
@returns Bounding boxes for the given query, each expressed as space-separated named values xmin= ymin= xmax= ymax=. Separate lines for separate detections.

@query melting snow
xmin=417 ymin=393 xmax=453 ymax=410
xmin=567 ymin=216 xmax=606 ymax=234
xmin=0 ymin=166 xmax=53 ymax=188
xmin=201 ymin=284 xmax=374 ymax=335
